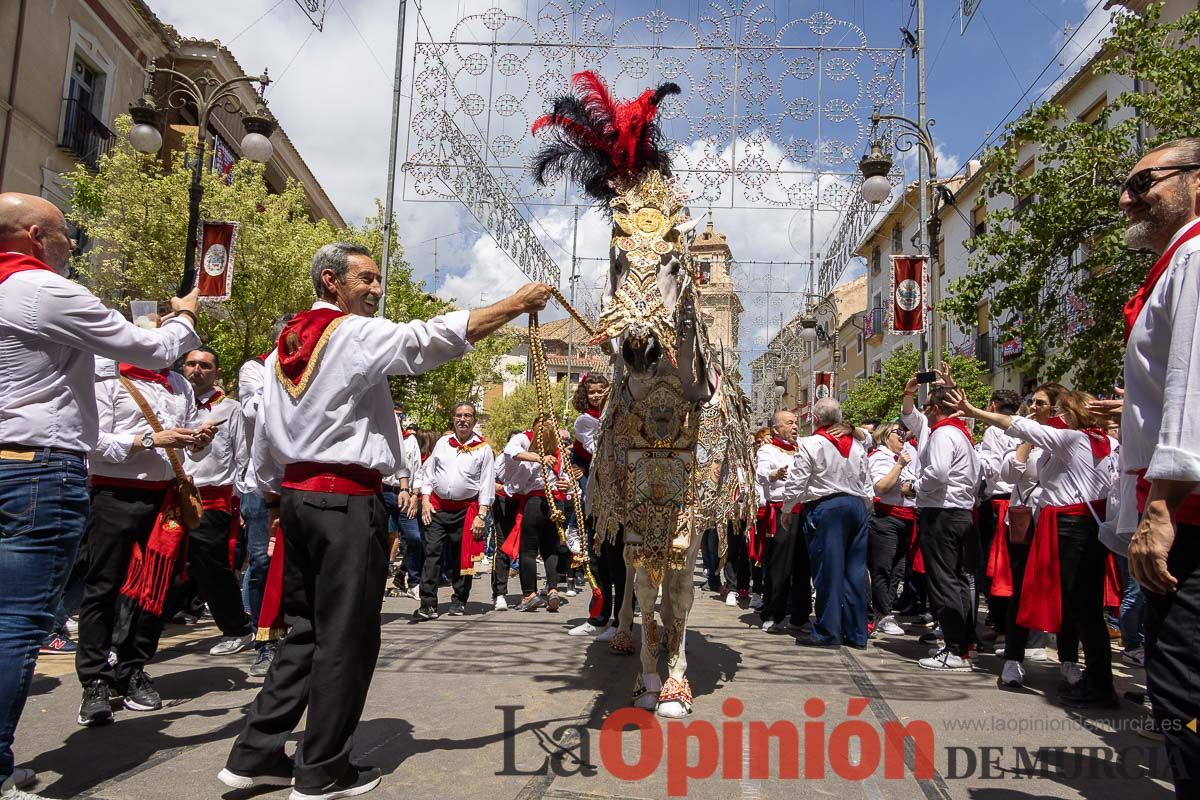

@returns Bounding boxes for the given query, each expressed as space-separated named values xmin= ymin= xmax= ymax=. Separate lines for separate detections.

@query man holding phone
xmin=180 ymin=347 xmax=256 ymax=660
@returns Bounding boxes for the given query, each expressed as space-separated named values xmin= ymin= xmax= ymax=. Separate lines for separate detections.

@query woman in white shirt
xmin=867 ymin=422 xmax=917 ymax=636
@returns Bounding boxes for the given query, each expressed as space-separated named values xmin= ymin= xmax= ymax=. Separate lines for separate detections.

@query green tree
xmin=482 ymin=383 xmax=542 ymax=451
xmin=841 ymin=344 xmax=991 ymax=433
xmin=65 ymin=116 xmax=511 ymax=417
xmin=939 ymin=4 xmax=1200 ymax=392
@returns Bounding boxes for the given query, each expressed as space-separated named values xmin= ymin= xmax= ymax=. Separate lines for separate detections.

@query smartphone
xmin=915 ymin=371 xmax=938 ymax=384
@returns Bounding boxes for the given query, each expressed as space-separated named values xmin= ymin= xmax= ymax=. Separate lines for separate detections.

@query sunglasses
xmin=1122 ymin=164 xmax=1200 ymax=196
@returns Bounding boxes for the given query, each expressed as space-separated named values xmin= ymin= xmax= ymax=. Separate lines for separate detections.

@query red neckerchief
xmin=448 ymin=433 xmax=486 ymax=452
xmin=0 ymin=252 xmax=56 ymax=285
xmin=402 ymin=429 xmax=413 ymax=439
xmin=276 ymin=307 xmax=348 ymax=384
xmin=254 ymin=352 xmax=269 ymax=364
xmin=1048 ymin=416 xmax=1111 ymax=459
xmin=1124 ymin=217 xmax=1200 ymax=342
xmin=585 ymin=406 xmax=601 ymax=418
xmin=119 ymin=363 xmax=174 ymax=393
xmin=197 ymin=388 xmax=224 ymax=411
xmin=1047 ymin=415 xmax=1068 ymax=430
xmin=770 ymin=436 xmax=796 ymax=452
xmin=814 ymin=427 xmax=853 ymax=458
xmin=930 ymin=417 xmax=973 ymax=448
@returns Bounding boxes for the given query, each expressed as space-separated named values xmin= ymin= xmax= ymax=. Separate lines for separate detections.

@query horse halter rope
xmin=590 ymin=170 xmax=693 ymax=367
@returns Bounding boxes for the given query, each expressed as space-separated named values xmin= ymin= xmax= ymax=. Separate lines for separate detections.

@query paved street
xmin=18 ymin=567 xmax=1175 ymax=799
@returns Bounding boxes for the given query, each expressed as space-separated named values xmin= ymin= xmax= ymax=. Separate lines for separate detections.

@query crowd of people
xmin=0 ymin=134 xmax=1197 ymax=800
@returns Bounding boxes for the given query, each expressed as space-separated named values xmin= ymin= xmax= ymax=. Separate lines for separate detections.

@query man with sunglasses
xmin=1117 ymin=137 xmax=1200 ymax=797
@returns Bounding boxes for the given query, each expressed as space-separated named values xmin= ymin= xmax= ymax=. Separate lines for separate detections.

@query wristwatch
xmin=140 ymin=432 xmax=155 ymax=449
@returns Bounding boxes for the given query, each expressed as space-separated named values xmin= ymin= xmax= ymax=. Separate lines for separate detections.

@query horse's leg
xmin=656 ymin=542 xmax=700 ymax=718
xmin=609 ymin=557 xmax=637 ymax=655
xmin=632 ymin=563 xmax=662 ymax=709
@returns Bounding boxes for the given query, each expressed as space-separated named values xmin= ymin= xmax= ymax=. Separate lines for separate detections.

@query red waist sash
xmin=499 ymin=490 xmax=563 ymax=561
xmin=199 ymin=484 xmax=234 ymax=512
xmin=1135 ymin=470 xmax=1200 ymax=526
xmin=1016 ymin=499 xmax=1106 ymax=633
xmin=985 ymin=498 xmax=1013 ymax=598
xmin=873 ymin=500 xmax=917 ymax=521
xmin=282 ymin=462 xmax=382 ymax=496
xmin=430 ymin=493 xmax=484 ymax=575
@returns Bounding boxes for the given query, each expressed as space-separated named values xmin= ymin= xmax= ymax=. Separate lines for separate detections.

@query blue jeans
xmin=240 ymin=492 xmax=270 ymax=632
xmin=1117 ymin=554 xmax=1145 ymax=650
xmin=0 ymin=451 xmax=88 ymax=783
xmin=803 ymin=495 xmax=869 ymax=647
xmin=398 ymin=514 xmax=423 ymax=586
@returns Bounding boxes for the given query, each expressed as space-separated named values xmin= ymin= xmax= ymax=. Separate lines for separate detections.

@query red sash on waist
xmin=282 ymin=462 xmax=382 ymax=496
xmin=1135 ymin=471 xmax=1200 ymax=526
xmin=873 ymin=500 xmax=917 ymax=521
xmin=90 ymin=476 xmax=173 ymax=491
xmin=199 ymin=484 xmax=234 ymax=512
xmin=1017 ymin=499 xmax=1105 ymax=633
xmin=985 ymin=498 xmax=1013 ymax=598
xmin=257 ymin=522 xmax=286 ymax=642
xmin=751 ymin=502 xmax=784 ymax=567
xmin=119 ymin=487 xmax=187 ymax=616
xmin=430 ymin=493 xmax=484 ymax=575
xmin=499 ymin=490 xmax=563 ymax=562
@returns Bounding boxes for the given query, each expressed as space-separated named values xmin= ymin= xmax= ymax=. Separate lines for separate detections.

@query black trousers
xmin=761 ymin=513 xmax=813 ymax=625
xmin=491 ymin=497 xmax=516 ymax=599
xmin=588 ymin=525 xmax=625 ymax=626
xmin=1146 ymin=523 xmax=1200 ymax=797
xmin=419 ymin=508 xmax=471 ymax=609
xmin=182 ymin=508 xmax=251 ymax=637
xmin=1057 ymin=514 xmax=1112 ymax=692
xmin=722 ymin=522 xmax=751 ymax=593
xmin=518 ymin=497 xmax=559 ymax=596
xmin=918 ymin=508 xmax=977 ymax=656
xmin=76 ymin=486 xmax=172 ymax=689
xmin=1001 ymin=537 xmax=1050 ymax=661
xmin=225 ymin=489 xmax=387 ymax=792
xmin=868 ymin=512 xmax=911 ymax=619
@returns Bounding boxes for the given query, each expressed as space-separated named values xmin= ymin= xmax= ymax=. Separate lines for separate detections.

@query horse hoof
xmin=633 ymin=692 xmax=659 ymax=711
xmin=610 ymin=630 xmax=636 ymax=655
xmin=656 ymin=700 xmax=692 ymax=718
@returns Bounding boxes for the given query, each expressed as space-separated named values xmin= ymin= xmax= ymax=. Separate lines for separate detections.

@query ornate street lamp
xmin=128 ymin=61 xmax=275 ymax=296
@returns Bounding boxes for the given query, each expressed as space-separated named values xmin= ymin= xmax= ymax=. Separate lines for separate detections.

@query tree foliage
xmin=481 ymin=383 xmax=542 ymax=452
xmin=841 ymin=344 xmax=992 ymax=433
xmin=66 ymin=117 xmax=510 ymax=420
xmin=939 ymin=4 xmax=1200 ymax=393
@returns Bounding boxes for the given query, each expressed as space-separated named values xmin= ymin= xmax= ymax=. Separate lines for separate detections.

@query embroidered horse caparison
xmin=531 ymin=72 xmax=754 ymax=717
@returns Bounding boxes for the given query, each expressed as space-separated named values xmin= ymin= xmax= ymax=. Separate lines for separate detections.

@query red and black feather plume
xmin=531 ymin=71 xmax=680 ymax=209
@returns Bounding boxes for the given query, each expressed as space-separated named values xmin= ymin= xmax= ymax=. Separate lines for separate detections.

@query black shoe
xmin=217 ymin=756 xmax=295 ymax=790
xmin=797 ymin=636 xmax=839 ymax=648
xmin=447 ymin=601 xmax=465 ymax=616
xmin=1059 ymin=685 xmax=1120 ymax=709
xmin=292 ymin=764 xmax=382 ymax=799
xmin=77 ymin=680 xmax=114 ymax=726
xmin=413 ymin=606 xmax=438 ymax=621
xmin=123 ymin=670 xmax=162 ymax=711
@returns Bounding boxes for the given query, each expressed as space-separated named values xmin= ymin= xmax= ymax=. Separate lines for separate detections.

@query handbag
xmin=1006 ymin=480 xmax=1038 ymax=546
xmin=119 ymin=376 xmax=205 ymax=530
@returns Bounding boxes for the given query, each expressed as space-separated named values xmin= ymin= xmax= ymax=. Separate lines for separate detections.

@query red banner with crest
xmin=812 ymin=371 xmax=833 ymax=404
xmin=196 ymin=221 xmax=238 ymax=301
xmin=890 ymin=255 xmax=927 ymax=334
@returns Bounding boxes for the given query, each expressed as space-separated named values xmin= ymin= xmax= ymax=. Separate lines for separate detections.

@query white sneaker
xmin=1025 ymin=647 xmax=1049 ymax=662
xmin=209 ymin=634 xmax=254 ymax=656
xmin=1060 ymin=662 xmax=1083 ymax=686
xmin=918 ymin=649 xmax=973 ymax=672
xmin=405 ymin=586 xmax=419 ymax=601
xmin=876 ymin=615 xmax=905 ymax=636
xmin=65 ymin=617 xmax=79 ymax=638
xmin=761 ymin=619 xmax=779 ymax=633
xmin=2 ymin=768 xmax=35 ymax=791
xmin=999 ymin=659 xmax=1025 ymax=688
xmin=725 ymin=592 xmax=738 ymax=607
xmin=1 ymin=787 xmax=49 ymax=799
xmin=568 ymin=622 xmax=599 ymax=636
xmin=596 ymin=625 xmax=618 ymax=643
xmin=565 ymin=587 xmax=578 ymax=597
xmin=493 ymin=596 xmax=508 ymax=611
xmin=1122 ymin=648 xmax=1145 ymax=667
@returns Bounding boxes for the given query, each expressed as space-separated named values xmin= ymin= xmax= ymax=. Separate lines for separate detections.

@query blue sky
xmin=152 ymin=0 xmax=1113 ymax=362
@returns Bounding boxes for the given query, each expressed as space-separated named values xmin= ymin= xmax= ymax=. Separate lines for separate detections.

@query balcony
xmin=59 ymin=98 xmax=114 ymax=170
xmin=864 ymin=306 xmax=885 ymax=343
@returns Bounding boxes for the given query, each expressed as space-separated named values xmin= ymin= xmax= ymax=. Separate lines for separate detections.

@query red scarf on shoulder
xmin=814 ymin=427 xmax=853 ymax=457
xmin=1124 ymin=217 xmax=1200 ymax=342
xmin=0 ymin=252 xmax=56 ymax=285
xmin=1047 ymin=416 xmax=1111 ymax=459
xmin=119 ymin=363 xmax=173 ymax=393
xmin=930 ymin=417 xmax=973 ymax=448
xmin=276 ymin=307 xmax=348 ymax=386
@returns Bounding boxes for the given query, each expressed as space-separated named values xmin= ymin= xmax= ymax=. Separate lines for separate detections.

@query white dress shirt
xmin=183 ymin=389 xmax=247 ymax=489
xmin=1000 ymin=445 xmax=1043 ymax=511
xmin=91 ymin=359 xmax=202 ymax=482
xmin=573 ymin=412 xmax=600 ymax=455
xmin=1120 ymin=218 xmax=1200 ymax=532
xmin=978 ymin=424 xmax=1018 ymax=498
xmin=420 ymin=434 xmax=495 ymax=506
xmin=902 ymin=407 xmax=981 ymax=510
xmin=755 ymin=442 xmax=795 ymax=504
xmin=869 ymin=448 xmax=918 ymax=508
xmin=253 ymin=303 xmax=471 ymax=493
xmin=383 ymin=419 xmax=414 ymax=488
xmin=1006 ymin=416 xmax=1116 ymax=510
xmin=502 ymin=432 xmax=567 ymax=496
xmin=783 ymin=435 xmax=873 ymax=507
xmin=0 ymin=263 xmax=198 ymax=452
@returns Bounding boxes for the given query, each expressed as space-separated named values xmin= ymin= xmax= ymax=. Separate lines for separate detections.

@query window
xmin=840 ymin=344 xmax=848 ymax=364
xmin=871 ymin=246 xmax=881 ymax=273
xmin=891 ymin=224 xmax=903 ymax=254
xmin=1014 ymin=159 xmax=1036 ymax=214
xmin=856 ymin=332 xmax=863 ymax=354
xmin=839 ymin=382 xmax=849 ymax=400
xmin=1079 ymin=95 xmax=1107 ymax=127
xmin=58 ymin=25 xmax=116 ymax=170
xmin=968 ymin=204 xmax=987 ymax=252
xmin=871 ymin=358 xmax=882 ymax=376
xmin=977 ymin=300 xmax=990 ymax=335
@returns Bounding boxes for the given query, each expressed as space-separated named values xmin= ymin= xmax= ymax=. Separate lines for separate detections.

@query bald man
xmin=0 ymin=193 xmax=199 ymax=788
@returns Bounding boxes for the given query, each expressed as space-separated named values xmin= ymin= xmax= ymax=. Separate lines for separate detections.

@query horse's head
xmin=591 ymin=171 xmax=702 ymax=379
